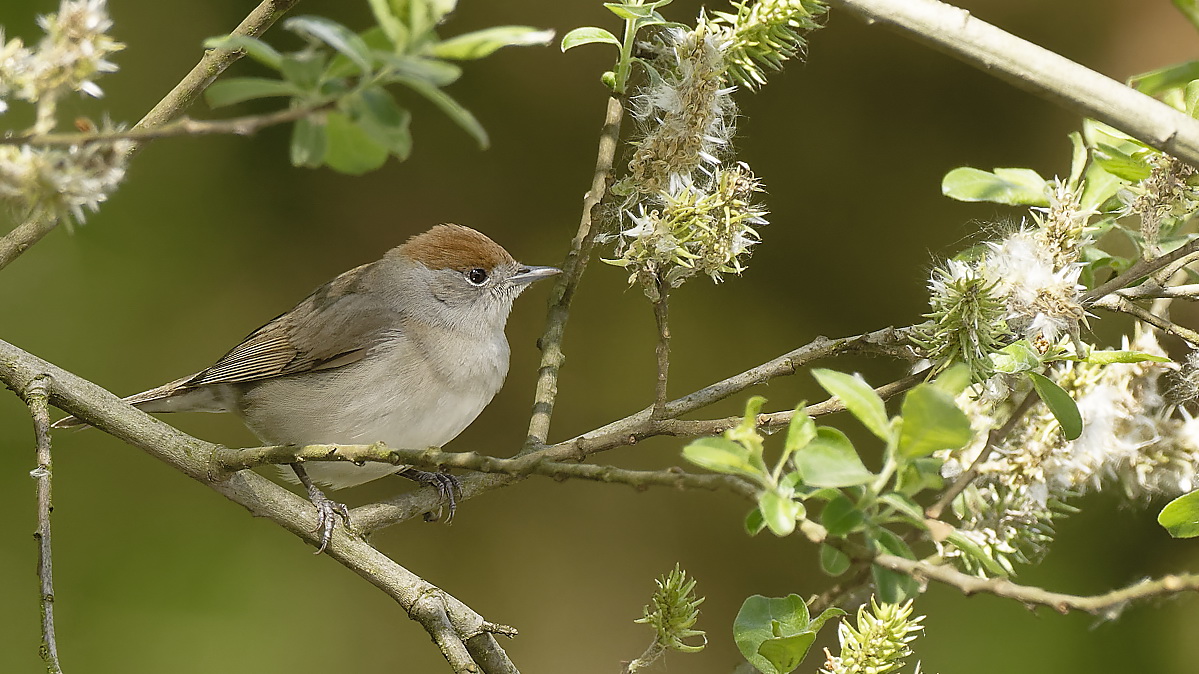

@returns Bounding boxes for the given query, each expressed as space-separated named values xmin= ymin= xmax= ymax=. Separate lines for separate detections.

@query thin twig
xmin=3 ymin=105 xmax=331 ymax=147
xmin=925 ymin=390 xmax=1038 ymax=520
xmin=1115 ymin=282 xmax=1199 ymax=301
xmin=1096 ymin=296 xmax=1199 ymax=346
xmin=874 ymin=554 xmax=1199 ymax=617
xmin=826 ymin=0 xmax=1199 ymax=166
xmin=1082 ymin=238 xmax=1199 ymax=305
xmin=525 ymin=95 xmax=626 ymax=449
xmin=651 ymin=275 xmax=671 ymax=419
xmin=24 ymin=375 xmax=63 ymax=674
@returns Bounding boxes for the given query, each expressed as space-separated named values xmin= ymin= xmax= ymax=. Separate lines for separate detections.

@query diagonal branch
xmin=0 ymin=339 xmax=516 ymax=674
xmin=21 ymin=374 xmax=63 ymax=674
xmin=826 ymin=0 xmax=1199 ymax=166
xmin=525 ymin=96 xmax=626 ymax=449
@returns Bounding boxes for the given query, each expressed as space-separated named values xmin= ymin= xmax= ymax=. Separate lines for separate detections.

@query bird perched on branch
xmin=55 ymin=224 xmax=560 ymax=552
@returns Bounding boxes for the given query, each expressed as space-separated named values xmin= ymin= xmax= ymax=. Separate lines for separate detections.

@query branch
xmin=826 ymin=0 xmax=1199 ymax=166
xmin=525 ymin=96 xmax=626 ymax=449
xmin=874 ymin=554 xmax=1199 ymax=617
xmin=1094 ymin=296 xmax=1199 ymax=346
xmin=0 ymin=213 xmax=56 ymax=274
xmin=21 ymin=375 xmax=63 ymax=674
xmin=0 ymin=339 xmax=516 ymax=674
xmin=651 ymin=277 xmax=671 ymax=419
xmin=1082 ymin=238 xmax=1199 ymax=305
xmin=2 ymin=105 xmax=331 ymax=147
xmin=1115 ymin=282 xmax=1199 ymax=301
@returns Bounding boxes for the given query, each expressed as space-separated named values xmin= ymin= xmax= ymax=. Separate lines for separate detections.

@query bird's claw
xmin=397 ymin=467 xmax=461 ymax=523
xmin=308 ymin=489 xmax=351 ymax=554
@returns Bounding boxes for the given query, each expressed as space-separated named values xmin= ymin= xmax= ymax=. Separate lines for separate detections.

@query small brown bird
xmin=55 ymin=224 xmax=560 ymax=550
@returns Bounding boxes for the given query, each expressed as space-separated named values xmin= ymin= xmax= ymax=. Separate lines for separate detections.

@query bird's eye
xmin=465 ymin=268 xmax=489 ymax=286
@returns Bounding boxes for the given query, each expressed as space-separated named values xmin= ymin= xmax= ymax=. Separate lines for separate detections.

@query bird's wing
xmin=185 ymin=261 xmax=397 ymax=387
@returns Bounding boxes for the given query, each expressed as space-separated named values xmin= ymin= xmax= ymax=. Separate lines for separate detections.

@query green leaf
xmin=945 ymin=530 xmax=1010 ymax=576
xmin=820 ymin=494 xmax=864 ymax=537
xmin=322 ymin=111 xmax=388 ymax=175
xmin=1187 ymin=80 xmax=1199 ymax=119
xmin=433 ymin=26 xmax=554 ymax=60
xmin=794 ymin=428 xmax=875 ymax=488
xmin=376 ymin=54 xmax=463 ymax=87
xmin=604 ymin=2 xmax=660 ymax=19
xmin=733 ymin=595 xmax=809 ymax=674
xmin=1128 ymin=60 xmax=1199 ymax=96
xmin=745 ymin=506 xmax=767 ymax=536
xmin=1082 ymin=350 xmax=1171 ymax=365
xmin=1027 ymin=373 xmax=1083 ymax=441
xmin=560 ymin=26 xmax=621 ymax=52
xmin=1093 ymin=143 xmax=1153 ymax=181
xmin=290 ymin=116 xmax=325 ymax=167
xmin=897 ymin=384 xmax=974 ymax=459
xmin=758 ymin=490 xmax=801 ymax=537
xmin=784 ymin=405 xmax=816 ymax=453
xmin=819 ymin=543 xmax=851 ymax=576
xmin=811 ymin=369 xmax=891 ymax=442
xmin=683 ymin=437 xmax=765 ymax=479
xmin=1080 ymin=159 xmax=1128 ymax=211
xmin=894 ymin=457 xmax=944 ymax=496
xmin=879 ymin=493 xmax=925 ymax=522
xmin=350 ymin=87 xmax=412 ymax=159
xmin=992 ymin=340 xmax=1041 ymax=374
xmin=1067 ymin=131 xmax=1087 ymax=191
xmin=931 ymin=363 xmax=972 ymax=397
xmin=394 ymin=76 xmax=489 ymax=149
xmin=279 ymin=52 xmax=327 ymax=90
xmin=941 ymin=167 xmax=1049 ymax=206
xmin=284 ymin=16 xmax=374 ymax=74
xmin=871 ymin=564 xmax=919 ymax=604
xmin=872 ymin=527 xmax=915 ymax=560
xmin=366 ymin=0 xmax=407 ymax=47
xmin=757 ymin=633 xmax=816 ymax=674
xmin=203 ymin=34 xmax=283 ymax=70
xmin=1159 ymin=490 xmax=1199 ymax=537
xmin=204 ymin=77 xmax=302 ymax=107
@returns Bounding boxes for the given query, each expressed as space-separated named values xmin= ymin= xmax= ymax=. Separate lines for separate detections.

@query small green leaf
xmin=1082 ymin=350 xmax=1171 ymax=365
xmin=683 ymin=437 xmax=764 ymax=479
xmin=1128 ymin=60 xmax=1199 ymax=96
xmin=784 ymin=405 xmax=816 ymax=453
xmin=1027 ymin=373 xmax=1083 ymax=440
xmin=290 ymin=116 xmax=325 ymax=167
xmin=1187 ymin=80 xmax=1199 ymax=119
xmin=745 ymin=506 xmax=767 ymax=536
xmin=811 ymin=369 xmax=891 ymax=441
xmin=203 ymin=34 xmax=283 ymax=70
xmin=758 ymin=491 xmax=801 ymax=537
xmin=734 ymin=595 xmax=810 ymax=674
xmin=819 ymin=543 xmax=851 ymax=576
xmin=894 ymin=458 xmax=944 ymax=496
xmin=1159 ymin=490 xmax=1199 ymax=537
xmin=879 ymin=493 xmax=925 ymax=522
xmin=395 ymin=76 xmax=489 ymax=149
xmin=376 ymin=54 xmax=463 ymax=87
xmin=279 ymin=51 xmax=327 ymax=90
xmin=945 ymin=530 xmax=1010 ymax=576
xmin=322 ymin=111 xmax=388 ymax=175
xmin=871 ymin=527 xmax=915 ymax=560
xmin=897 ymin=384 xmax=974 ymax=458
xmin=821 ymin=494 xmax=864 ymax=537
xmin=560 ymin=26 xmax=621 ymax=52
xmin=930 ymin=363 xmax=972 ymax=397
xmin=992 ymin=340 xmax=1041 ymax=374
xmin=433 ymin=26 xmax=555 ymax=60
xmin=1067 ymin=131 xmax=1087 ymax=191
xmin=757 ymin=633 xmax=816 ymax=674
xmin=350 ymin=87 xmax=412 ymax=159
xmin=871 ymin=564 xmax=919 ymax=604
xmin=604 ymin=2 xmax=660 ymax=19
xmin=941 ymin=167 xmax=1049 ymax=206
xmin=284 ymin=16 xmax=373 ymax=74
xmin=1174 ymin=0 xmax=1199 ymax=33
xmin=1093 ymin=143 xmax=1153 ymax=181
xmin=204 ymin=77 xmax=302 ymax=107
xmin=794 ymin=428 xmax=875 ymax=488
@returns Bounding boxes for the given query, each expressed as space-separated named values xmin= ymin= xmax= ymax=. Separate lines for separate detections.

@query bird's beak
xmin=511 ymin=265 xmax=562 ymax=285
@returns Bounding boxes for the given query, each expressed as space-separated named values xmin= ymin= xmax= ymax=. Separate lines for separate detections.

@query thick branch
xmin=525 ymin=96 xmax=625 ymax=448
xmin=874 ymin=554 xmax=1199 ymax=617
xmin=22 ymin=375 xmax=63 ymax=674
xmin=827 ymin=0 xmax=1199 ymax=166
xmin=0 ymin=339 xmax=515 ymax=673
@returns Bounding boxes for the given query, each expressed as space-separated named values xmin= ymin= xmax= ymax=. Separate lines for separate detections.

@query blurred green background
xmin=1 ymin=0 xmax=1197 ymax=672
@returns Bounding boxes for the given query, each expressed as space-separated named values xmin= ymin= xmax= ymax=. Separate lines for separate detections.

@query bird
xmin=54 ymin=224 xmax=561 ymax=551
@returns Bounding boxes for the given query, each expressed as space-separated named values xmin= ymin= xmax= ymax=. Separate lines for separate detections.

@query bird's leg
xmin=395 ymin=467 xmax=461 ymax=523
xmin=291 ymin=463 xmax=350 ymax=554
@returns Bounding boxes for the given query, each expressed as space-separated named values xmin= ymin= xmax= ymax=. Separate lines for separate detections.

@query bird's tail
xmin=51 ymin=374 xmax=202 ymax=429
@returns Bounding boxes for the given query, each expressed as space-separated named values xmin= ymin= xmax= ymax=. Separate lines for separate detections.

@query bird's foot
xmin=396 ymin=467 xmax=461 ymax=523
xmin=291 ymin=463 xmax=350 ymax=554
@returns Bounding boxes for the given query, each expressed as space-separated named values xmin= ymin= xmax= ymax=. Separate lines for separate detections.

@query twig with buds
xmin=20 ymin=374 xmax=63 ymax=674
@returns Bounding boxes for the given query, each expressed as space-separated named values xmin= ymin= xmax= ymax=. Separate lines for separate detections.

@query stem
xmin=25 ymin=375 xmax=63 ymax=674
xmin=0 ymin=213 xmax=56 ymax=273
xmin=651 ymin=274 xmax=671 ymax=419
xmin=524 ymin=96 xmax=626 ymax=449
